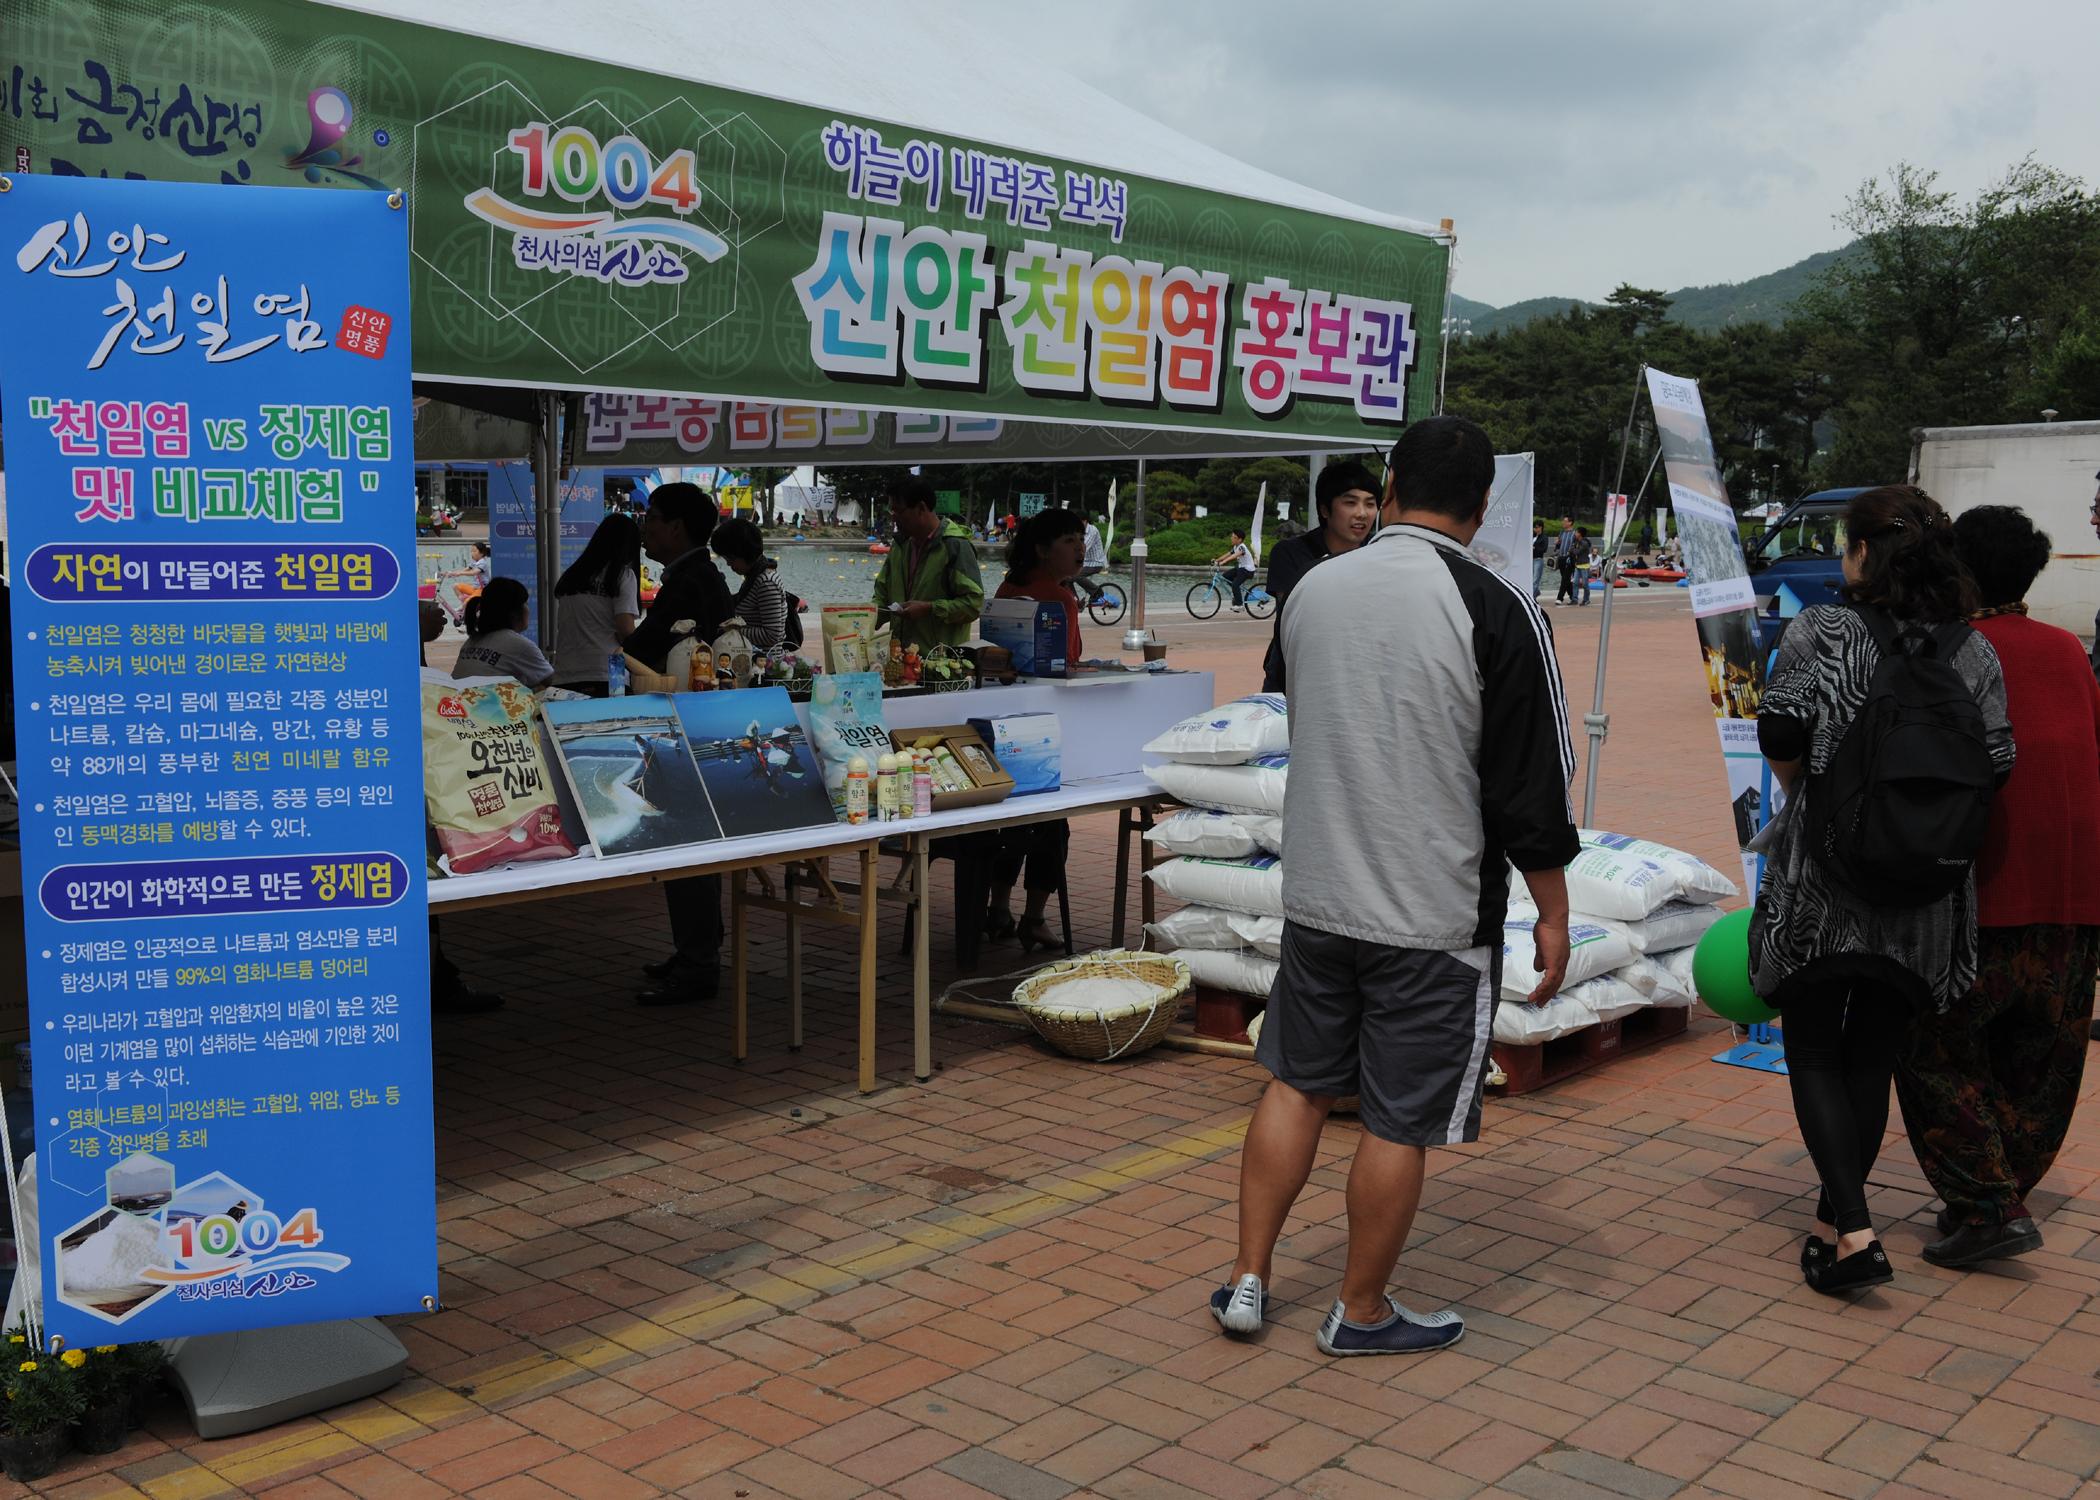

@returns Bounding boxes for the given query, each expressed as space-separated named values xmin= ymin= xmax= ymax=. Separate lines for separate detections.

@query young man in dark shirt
xmin=1260 ymin=460 xmax=1380 ymax=693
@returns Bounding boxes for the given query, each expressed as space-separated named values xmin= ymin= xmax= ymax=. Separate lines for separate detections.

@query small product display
xmin=844 ymin=756 xmax=871 ymax=823
xmin=875 ymin=752 xmax=900 ymax=822
xmin=980 ymin=597 xmax=1072 ymax=677
xmin=421 ymin=678 xmax=580 ymax=875
xmin=821 ymin=604 xmax=882 ymax=673
xmin=808 ymin=672 xmax=891 ymax=814
xmin=891 ymin=725 xmax=1014 ymax=810
xmin=969 ymin=712 xmax=1061 ymax=795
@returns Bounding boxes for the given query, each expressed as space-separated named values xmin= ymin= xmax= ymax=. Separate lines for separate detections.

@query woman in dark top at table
xmin=1261 ymin=460 xmax=1380 ymax=693
xmin=710 ymin=517 xmax=791 ymax=650
xmin=984 ymin=508 xmax=1085 ymax=952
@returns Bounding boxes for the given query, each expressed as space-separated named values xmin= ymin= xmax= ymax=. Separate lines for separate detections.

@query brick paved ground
xmin=22 ymin=596 xmax=2100 ymax=1498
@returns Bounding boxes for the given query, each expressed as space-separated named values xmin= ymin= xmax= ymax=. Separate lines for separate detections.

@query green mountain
xmin=1447 ymin=243 xmax=1858 ymax=335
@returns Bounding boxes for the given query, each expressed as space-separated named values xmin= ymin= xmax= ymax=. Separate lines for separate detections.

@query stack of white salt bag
xmin=1500 ymin=831 xmax=1738 ymax=1045
xmin=1139 ymin=695 xmax=1290 ymax=999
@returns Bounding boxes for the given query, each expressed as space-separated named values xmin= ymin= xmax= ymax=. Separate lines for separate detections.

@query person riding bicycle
xmin=1214 ymin=531 xmax=1258 ymax=611
xmin=1075 ymin=515 xmax=1109 ymax=603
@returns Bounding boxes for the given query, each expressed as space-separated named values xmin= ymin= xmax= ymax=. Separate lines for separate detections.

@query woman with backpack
xmin=1750 ymin=485 xmax=2013 ymax=1295
xmin=710 ymin=518 xmax=793 ymax=650
xmin=1895 ymin=506 xmax=2100 ymax=1270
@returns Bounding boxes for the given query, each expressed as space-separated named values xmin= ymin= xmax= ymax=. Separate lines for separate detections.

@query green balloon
xmin=1692 ymin=908 xmax=1777 ymax=1024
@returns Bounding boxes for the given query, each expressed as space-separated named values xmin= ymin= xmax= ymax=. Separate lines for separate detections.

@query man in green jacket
xmin=872 ymin=475 xmax=984 ymax=650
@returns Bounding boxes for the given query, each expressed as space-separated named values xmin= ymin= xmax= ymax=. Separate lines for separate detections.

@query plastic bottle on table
xmin=874 ymin=752 xmax=899 ymax=822
xmin=844 ymin=755 xmax=870 ymax=824
xmin=893 ymin=750 xmax=915 ymax=821
xmin=912 ymin=750 xmax=934 ymax=817
xmin=607 ymin=653 xmax=628 ymax=697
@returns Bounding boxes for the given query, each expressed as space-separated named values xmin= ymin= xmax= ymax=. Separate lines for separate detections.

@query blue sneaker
xmin=1315 ymin=1295 xmax=1464 ymax=1356
xmin=1208 ymin=1273 xmax=1267 ymax=1334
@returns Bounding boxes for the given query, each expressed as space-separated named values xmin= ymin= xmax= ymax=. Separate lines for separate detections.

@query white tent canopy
xmin=333 ymin=0 xmax=1443 ymax=241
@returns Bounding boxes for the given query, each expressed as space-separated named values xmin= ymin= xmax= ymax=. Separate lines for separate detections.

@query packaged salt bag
xmin=1565 ymin=972 xmax=1649 ymax=1024
xmin=1148 ymin=855 xmax=1286 ymax=918
xmin=1148 ymin=809 xmax=1266 ymax=860
xmin=1579 ymin=830 xmax=1737 ymax=905
xmin=1494 ymin=990 xmax=1601 ymax=1044
xmin=1147 ymin=905 xmax=1286 ymax=958
xmin=1178 ymin=948 xmax=1280 ymax=998
xmin=1499 ymin=918 xmax=1637 ymax=1002
xmin=1148 ymin=754 xmax=1289 ymax=817
xmin=1142 ymin=694 xmax=1289 ymax=765
xmin=1614 ymin=954 xmax=1694 ymax=1006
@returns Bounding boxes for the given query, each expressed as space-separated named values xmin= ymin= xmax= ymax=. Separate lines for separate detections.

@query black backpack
xmin=1806 ymin=606 xmax=1995 ymax=907
xmin=782 ymin=588 xmax=806 ymax=651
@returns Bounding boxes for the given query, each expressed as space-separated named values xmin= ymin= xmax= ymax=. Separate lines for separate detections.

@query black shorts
xmin=1254 ymin=921 xmax=1500 ymax=1146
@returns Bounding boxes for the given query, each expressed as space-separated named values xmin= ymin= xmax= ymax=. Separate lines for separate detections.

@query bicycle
xmin=1187 ymin=570 xmax=1274 ymax=620
xmin=1079 ymin=573 xmax=1128 ymax=626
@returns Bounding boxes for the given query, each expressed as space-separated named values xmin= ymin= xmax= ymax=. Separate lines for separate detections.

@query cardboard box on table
xmin=979 ymin=599 xmax=1070 ymax=678
xmin=890 ymin=724 xmax=1014 ymax=811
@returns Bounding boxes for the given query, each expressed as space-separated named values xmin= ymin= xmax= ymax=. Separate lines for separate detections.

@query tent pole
xmin=535 ymin=391 xmax=560 ymax=651
xmin=1580 ymin=364 xmax=1648 ymax=825
xmin=1305 ymin=453 xmax=1324 ymax=529
xmin=1123 ymin=458 xmax=1149 ymax=652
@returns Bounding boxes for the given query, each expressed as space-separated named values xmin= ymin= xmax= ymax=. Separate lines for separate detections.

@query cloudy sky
xmin=981 ymin=0 xmax=2100 ymax=307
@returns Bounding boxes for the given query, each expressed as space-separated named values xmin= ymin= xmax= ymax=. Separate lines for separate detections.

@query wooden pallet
xmin=1490 ymin=1005 xmax=1689 ymax=1096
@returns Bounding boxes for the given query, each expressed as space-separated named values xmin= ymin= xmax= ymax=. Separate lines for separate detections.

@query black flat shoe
xmin=1800 ymin=1235 xmax=1833 ymax=1277
xmin=637 ymin=972 xmax=720 ymax=1008
xmin=1808 ymin=1241 xmax=1893 ymax=1296
xmin=1923 ymin=1217 xmax=2042 ymax=1268
xmin=643 ymin=956 xmax=682 ymax=982
xmin=983 ymin=908 xmax=1016 ymax=943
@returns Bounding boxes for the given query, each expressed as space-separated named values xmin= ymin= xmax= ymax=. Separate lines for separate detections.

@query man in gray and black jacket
xmin=1212 ymin=415 xmax=1581 ymax=1357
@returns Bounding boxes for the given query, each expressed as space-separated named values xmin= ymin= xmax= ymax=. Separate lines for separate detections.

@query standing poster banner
xmin=0 ymin=174 xmax=434 ymax=1346
xmin=1470 ymin=453 xmax=1536 ymax=596
xmin=1645 ymin=368 xmax=1768 ymax=890
xmin=489 ymin=463 xmax=603 ymax=638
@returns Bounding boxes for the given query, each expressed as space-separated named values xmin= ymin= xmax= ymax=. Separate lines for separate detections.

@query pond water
xmin=421 ymin=539 xmax=1010 ymax=607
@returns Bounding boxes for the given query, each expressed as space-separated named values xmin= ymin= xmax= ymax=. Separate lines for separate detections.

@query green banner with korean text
xmin=4 ymin=0 xmax=1448 ymax=445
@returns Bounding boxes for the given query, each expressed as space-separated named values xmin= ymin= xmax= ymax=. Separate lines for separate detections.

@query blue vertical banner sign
xmin=487 ymin=462 xmax=604 ymax=638
xmin=0 ymin=175 xmax=435 ymax=1346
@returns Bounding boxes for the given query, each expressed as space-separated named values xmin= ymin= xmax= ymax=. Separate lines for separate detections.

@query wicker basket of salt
xmin=1013 ymin=950 xmax=1190 ymax=1061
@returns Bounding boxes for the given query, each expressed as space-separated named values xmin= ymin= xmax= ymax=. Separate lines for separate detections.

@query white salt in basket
xmin=1013 ymin=950 xmax=1190 ymax=1061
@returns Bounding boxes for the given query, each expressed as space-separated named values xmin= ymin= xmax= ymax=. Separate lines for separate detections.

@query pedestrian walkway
xmin=45 ymin=608 xmax=2098 ymax=1499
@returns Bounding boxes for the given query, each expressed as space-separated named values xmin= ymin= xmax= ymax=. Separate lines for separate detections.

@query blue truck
xmin=1745 ymin=486 xmax=1865 ymax=655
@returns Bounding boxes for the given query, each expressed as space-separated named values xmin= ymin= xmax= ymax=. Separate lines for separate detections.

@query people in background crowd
xmin=1553 ymin=516 xmax=1578 ymax=604
xmin=551 ymin=513 xmax=643 ymax=696
xmin=1751 ymin=485 xmax=2012 ymax=1296
xmin=1531 ymin=519 xmax=1548 ymax=599
xmin=1213 ymin=531 xmax=1258 ymax=610
xmin=1897 ymin=505 xmax=2100 ymax=1268
xmin=1262 ymin=460 xmax=1381 ymax=693
xmin=453 ymin=577 xmax=554 ymax=689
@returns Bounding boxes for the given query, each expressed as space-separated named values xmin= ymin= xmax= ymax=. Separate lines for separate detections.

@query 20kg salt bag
xmin=1148 ymin=754 xmax=1289 ymax=817
xmin=1494 ymin=991 xmax=1600 ymax=1045
xmin=1178 ymin=947 xmax=1280 ymax=998
xmin=1579 ymin=830 xmax=1737 ymax=906
xmin=1148 ymin=809 xmax=1266 ymax=860
xmin=1499 ymin=918 xmax=1638 ymax=1003
xmin=1146 ymin=905 xmax=1285 ymax=958
xmin=1615 ymin=954 xmax=1694 ymax=1006
xmin=1148 ymin=855 xmax=1285 ymax=918
xmin=1508 ymin=895 xmax=1725 ymax=955
xmin=1142 ymin=693 xmax=1289 ymax=765
xmin=1660 ymin=946 xmax=1698 ymax=996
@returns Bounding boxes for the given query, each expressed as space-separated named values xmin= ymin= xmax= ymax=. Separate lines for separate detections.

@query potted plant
xmin=110 ymin=1341 xmax=169 ymax=1430
xmin=0 ymin=1338 xmax=85 ymax=1482
xmin=70 ymin=1346 xmax=129 ymax=1455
